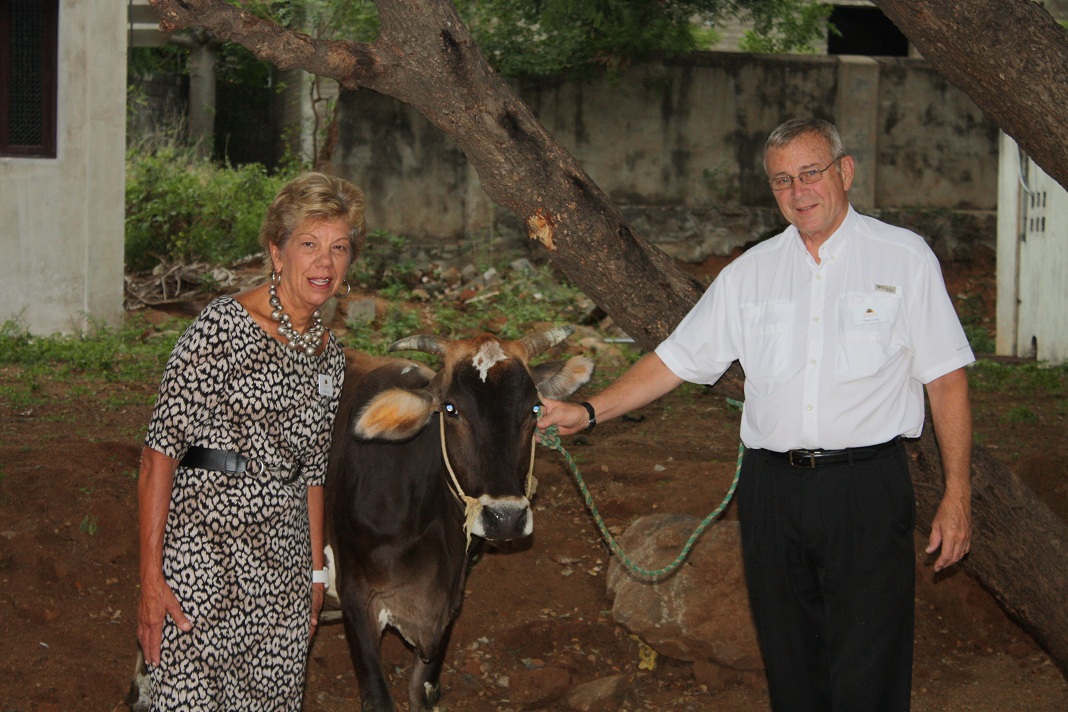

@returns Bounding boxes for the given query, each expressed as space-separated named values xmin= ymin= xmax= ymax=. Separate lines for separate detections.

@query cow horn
xmin=518 ymin=325 xmax=575 ymax=358
xmin=389 ymin=334 xmax=449 ymax=356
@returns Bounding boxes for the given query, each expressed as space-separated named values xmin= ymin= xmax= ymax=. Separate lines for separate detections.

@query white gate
xmin=996 ymin=133 xmax=1068 ymax=365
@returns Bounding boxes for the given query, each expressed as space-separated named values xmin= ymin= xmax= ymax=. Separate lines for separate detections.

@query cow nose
xmin=475 ymin=498 xmax=533 ymax=541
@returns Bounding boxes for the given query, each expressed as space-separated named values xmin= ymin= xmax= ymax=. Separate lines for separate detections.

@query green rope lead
xmin=536 ymin=425 xmax=744 ymax=581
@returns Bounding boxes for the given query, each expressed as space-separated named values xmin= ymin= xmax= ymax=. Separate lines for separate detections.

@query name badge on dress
xmin=318 ymin=373 xmax=335 ymax=397
xmin=853 ymin=303 xmax=890 ymax=325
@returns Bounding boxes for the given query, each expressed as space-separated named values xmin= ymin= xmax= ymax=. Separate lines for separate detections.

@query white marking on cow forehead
xmin=471 ymin=341 xmax=509 ymax=382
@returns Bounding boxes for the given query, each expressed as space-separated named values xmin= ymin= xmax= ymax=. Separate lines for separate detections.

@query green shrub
xmin=125 ymin=146 xmax=300 ymax=271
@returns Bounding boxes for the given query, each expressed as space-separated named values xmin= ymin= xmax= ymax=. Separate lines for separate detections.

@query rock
xmin=563 ymin=674 xmax=626 ymax=712
xmin=510 ymin=258 xmax=536 ymax=275
xmin=460 ymin=263 xmax=479 ymax=283
xmin=606 ymin=515 xmax=763 ymax=672
xmin=508 ymin=666 xmax=570 ymax=709
xmin=344 ymin=298 xmax=377 ymax=324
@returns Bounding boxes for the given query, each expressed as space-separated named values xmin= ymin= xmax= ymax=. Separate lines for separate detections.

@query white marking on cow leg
xmin=471 ymin=341 xmax=508 ymax=382
xmin=378 ymin=608 xmax=417 ymax=647
xmin=323 ymin=545 xmax=339 ymax=602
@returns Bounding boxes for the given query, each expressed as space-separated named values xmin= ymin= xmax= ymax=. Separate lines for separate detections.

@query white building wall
xmin=0 ymin=0 xmax=126 ymax=334
xmin=997 ymin=133 xmax=1068 ymax=365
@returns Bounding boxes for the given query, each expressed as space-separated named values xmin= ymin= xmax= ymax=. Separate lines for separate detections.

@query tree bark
xmin=910 ymin=430 xmax=1068 ymax=675
xmin=874 ymin=0 xmax=1068 ymax=191
xmin=148 ymin=0 xmax=1068 ymax=676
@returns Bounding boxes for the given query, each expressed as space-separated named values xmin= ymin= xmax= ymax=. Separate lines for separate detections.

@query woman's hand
xmin=137 ymin=575 xmax=192 ymax=667
xmin=310 ymin=583 xmax=325 ymax=639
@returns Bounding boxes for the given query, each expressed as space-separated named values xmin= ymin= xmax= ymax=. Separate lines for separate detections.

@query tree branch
xmin=149 ymin=0 xmax=380 ymax=89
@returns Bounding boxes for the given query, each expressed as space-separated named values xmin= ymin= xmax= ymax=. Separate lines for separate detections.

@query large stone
xmin=605 ymin=515 xmax=763 ymax=672
xmin=507 ymin=666 xmax=570 ymax=709
xmin=562 ymin=674 xmax=626 ymax=712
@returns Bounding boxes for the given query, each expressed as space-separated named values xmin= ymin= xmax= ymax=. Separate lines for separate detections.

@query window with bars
xmin=1 ymin=0 xmax=58 ymax=158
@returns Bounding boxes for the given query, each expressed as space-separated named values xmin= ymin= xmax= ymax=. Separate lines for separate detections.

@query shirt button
xmin=806 ymin=404 xmax=814 ymax=411
xmin=815 ymin=274 xmax=823 ymax=280
xmin=813 ymin=316 xmax=820 ymax=323
xmin=810 ymin=359 xmax=817 ymax=365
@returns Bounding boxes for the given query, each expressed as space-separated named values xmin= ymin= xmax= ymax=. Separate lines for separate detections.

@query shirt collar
xmin=788 ymin=205 xmax=857 ymax=266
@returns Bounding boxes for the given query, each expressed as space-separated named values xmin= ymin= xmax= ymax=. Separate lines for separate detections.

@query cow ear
xmin=353 ymin=388 xmax=436 ymax=441
xmin=533 ymin=356 xmax=595 ymax=400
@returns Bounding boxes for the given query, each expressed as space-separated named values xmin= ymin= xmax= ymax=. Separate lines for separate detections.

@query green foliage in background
xmin=0 ymin=315 xmax=186 ymax=384
xmin=343 ymin=238 xmax=593 ymax=357
xmin=124 ymin=146 xmax=300 ymax=271
xmin=736 ymin=0 xmax=832 ymax=54
xmin=457 ymin=0 xmax=828 ymax=77
xmin=457 ymin=0 xmax=712 ymax=76
xmin=234 ymin=0 xmax=828 ymax=80
xmin=248 ymin=0 xmax=381 ymax=42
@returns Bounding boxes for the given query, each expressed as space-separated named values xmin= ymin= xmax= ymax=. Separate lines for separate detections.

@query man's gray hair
xmin=763 ymin=118 xmax=846 ymax=173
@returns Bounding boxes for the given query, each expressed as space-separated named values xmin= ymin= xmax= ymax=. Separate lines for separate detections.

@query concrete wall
xmin=0 ymin=1 xmax=126 ymax=334
xmin=333 ymin=52 xmax=998 ymax=264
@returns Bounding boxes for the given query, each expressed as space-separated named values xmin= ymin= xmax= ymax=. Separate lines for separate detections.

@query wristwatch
xmin=580 ymin=401 xmax=596 ymax=432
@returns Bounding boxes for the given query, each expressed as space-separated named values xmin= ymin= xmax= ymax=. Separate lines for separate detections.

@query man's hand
xmin=538 ymin=398 xmax=592 ymax=436
xmin=926 ymin=490 xmax=971 ymax=571
xmin=925 ymin=367 xmax=973 ymax=572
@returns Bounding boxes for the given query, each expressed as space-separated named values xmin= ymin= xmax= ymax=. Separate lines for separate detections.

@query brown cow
xmin=325 ymin=328 xmax=593 ymax=711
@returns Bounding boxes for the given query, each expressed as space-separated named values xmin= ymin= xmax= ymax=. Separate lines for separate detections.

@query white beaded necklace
xmin=268 ymin=272 xmax=325 ymax=357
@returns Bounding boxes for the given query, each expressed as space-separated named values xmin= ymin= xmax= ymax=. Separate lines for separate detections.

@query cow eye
xmin=443 ymin=402 xmax=458 ymax=417
xmin=532 ymin=404 xmax=542 ymax=417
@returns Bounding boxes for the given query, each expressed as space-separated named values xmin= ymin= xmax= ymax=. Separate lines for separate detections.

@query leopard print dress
xmin=144 ymin=296 xmax=345 ymax=711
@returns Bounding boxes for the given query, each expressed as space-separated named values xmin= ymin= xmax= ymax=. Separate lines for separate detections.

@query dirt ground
xmin=2 ymin=246 xmax=1068 ymax=711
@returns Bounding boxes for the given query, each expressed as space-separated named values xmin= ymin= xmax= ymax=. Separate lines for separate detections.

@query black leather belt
xmin=180 ymin=446 xmax=250 ymax=473
xmin=764 ymin=438 xmax=899 ymax=469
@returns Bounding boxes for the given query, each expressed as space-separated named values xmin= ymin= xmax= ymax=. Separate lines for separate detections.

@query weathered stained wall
xmin=0 ymin=1 xmax=126 ymax=334
xmin=334 ymin=52 xmax=998 ymax=263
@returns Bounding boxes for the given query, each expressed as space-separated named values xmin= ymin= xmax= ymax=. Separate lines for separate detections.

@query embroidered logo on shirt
xmin=874 ymin=284 xmax=897 ymax=294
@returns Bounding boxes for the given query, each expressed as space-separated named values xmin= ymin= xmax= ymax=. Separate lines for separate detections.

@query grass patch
xmin=968 ymin=359 xmax=1068 ymax=395
xmin=0 ymin=314 xmax=186 ymax=384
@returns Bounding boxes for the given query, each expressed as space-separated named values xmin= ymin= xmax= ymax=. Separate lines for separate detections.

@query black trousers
xmin=738 ymin=443 xmax=915 ymax=712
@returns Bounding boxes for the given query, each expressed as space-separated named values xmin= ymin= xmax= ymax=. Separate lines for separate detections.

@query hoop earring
xmin=271 ymin=269 xmax=281 ymax=285
xmin=335 ymin=280 xmax=352 ymax=299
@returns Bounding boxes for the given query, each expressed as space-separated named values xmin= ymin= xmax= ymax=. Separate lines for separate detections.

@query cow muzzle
xmin=473 ymin=495 xmax=533 ymax=541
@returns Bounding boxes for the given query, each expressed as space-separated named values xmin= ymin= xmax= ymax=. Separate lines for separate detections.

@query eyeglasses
xmin=767 ymin=158 xmax=841 ymax=191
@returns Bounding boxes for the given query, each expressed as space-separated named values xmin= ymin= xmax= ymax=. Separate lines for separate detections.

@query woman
xmin=136 ymin=172 xmax=365 ymax=710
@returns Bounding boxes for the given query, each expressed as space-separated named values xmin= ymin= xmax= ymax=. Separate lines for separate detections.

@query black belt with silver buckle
xmin=180 ymin=446 xmax=304 ymax=484
xmin=180 ymin=446 xmax=250 ymax=473
xmin=765 ymin=439 xmax=899 ymax=469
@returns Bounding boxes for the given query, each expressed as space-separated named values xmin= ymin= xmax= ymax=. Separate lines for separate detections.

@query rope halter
xmin=438 ymin=410 xmax=538 ymax=553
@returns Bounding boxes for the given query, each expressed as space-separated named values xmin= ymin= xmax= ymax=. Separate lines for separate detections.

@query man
xmin=539 ymin=118 xmax=973 ymax=712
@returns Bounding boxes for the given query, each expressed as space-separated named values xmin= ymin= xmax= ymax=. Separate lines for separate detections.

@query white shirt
xmin=656 ymin=207 xmax=975 ymax=452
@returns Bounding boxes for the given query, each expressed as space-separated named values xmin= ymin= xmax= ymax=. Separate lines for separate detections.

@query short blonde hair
xmin=259 ymin=172 xmax=366 ymax=266
xmin=763 ymin=119 xmax=845 ymax=174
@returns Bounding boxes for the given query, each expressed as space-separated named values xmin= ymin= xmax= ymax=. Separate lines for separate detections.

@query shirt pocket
xmin=740 ymin=301 xmax=795 ymax=385
xmin=835 ymin=293 xmax=903 ymax=379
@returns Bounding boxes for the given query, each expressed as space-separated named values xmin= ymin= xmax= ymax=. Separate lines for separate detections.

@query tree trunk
xmin=148 ymin=0 xmax=1068 ymax=677
xmin=186 ymin=40 xmax=218 ymax=158
xmin=170 ymin=29 xmax=222 ymax=159
xmin=910 ymin=430 xmax=1068 ymax=674
xmin=874 ymin=0 xmax=1068 ymax=191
